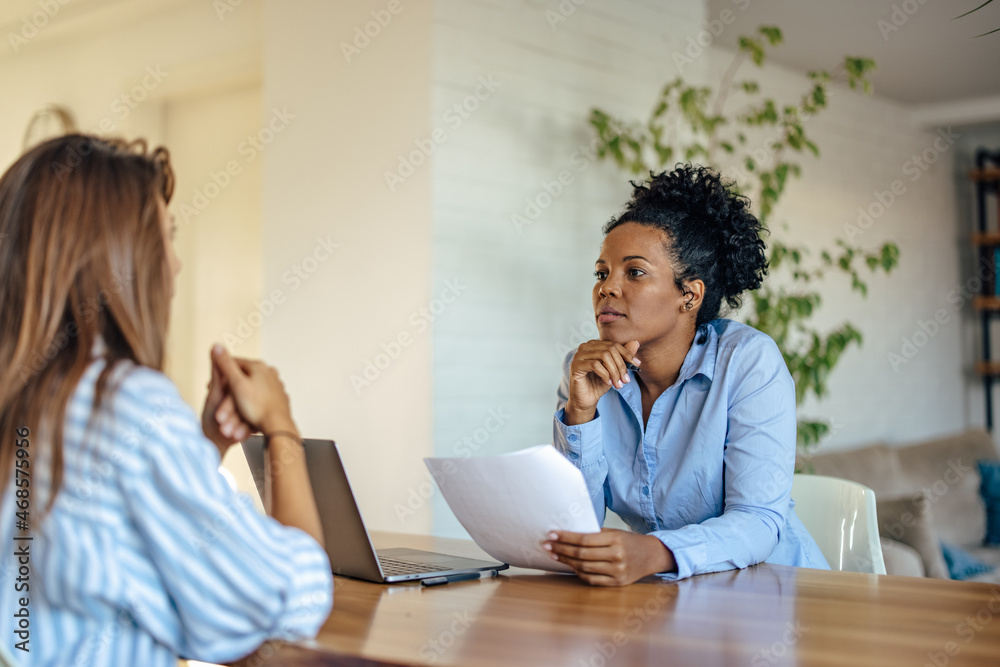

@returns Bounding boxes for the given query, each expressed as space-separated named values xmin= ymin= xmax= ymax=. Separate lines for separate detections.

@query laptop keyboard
xmin=378 ymin=557 xmax=451 ymax=576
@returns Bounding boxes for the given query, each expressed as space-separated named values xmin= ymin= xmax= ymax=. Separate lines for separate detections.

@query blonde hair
xmin=0 ymin=134 xmax=175 ymax=511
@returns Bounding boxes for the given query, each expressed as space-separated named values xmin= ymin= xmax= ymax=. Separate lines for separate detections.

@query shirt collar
xmin=674 ymin=323 xmax=718 ymax=385
xmin=618 ymin=323 xmax=719 ymax=409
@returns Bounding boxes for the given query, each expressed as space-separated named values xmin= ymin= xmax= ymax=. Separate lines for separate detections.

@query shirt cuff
xmin=650 ymin=528 xmax=706 ymax=581
xmin=553 ymin=408 xmax=603 ymax=465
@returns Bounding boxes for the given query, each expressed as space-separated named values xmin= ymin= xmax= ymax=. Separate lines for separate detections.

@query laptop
xmin=241 ymin=436 xmax=508 ymax=583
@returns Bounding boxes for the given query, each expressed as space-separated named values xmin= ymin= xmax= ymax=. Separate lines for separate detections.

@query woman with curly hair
xmin=544 ymin=164 xmax=829 ymax=586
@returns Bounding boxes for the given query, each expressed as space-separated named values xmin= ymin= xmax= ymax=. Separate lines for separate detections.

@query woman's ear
xmin=681 ymin=279 xmax=706 ymax=313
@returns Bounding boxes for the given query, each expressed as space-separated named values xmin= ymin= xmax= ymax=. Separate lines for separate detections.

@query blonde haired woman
xmin=0 ymin=135 xmax=331 ymax=665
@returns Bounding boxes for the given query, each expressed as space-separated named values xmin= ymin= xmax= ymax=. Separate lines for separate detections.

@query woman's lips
xmin=597 ymin=312 xmax=624 ymax=324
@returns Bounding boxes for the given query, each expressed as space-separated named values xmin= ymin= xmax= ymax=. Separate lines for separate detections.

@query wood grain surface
xmin=244 ymin=531 xmax=1000 ymax=666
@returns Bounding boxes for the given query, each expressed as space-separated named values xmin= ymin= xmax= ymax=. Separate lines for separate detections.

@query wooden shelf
xmin=970 ymin=167 xmax=1000 ymax=182
xmin=971 ymin=154 xmax=1000 ymax=429
xmin=973 ymin=296 xmax=1000 ymax=311
xmin=973 ymin=232 xmax=1000 ymax=246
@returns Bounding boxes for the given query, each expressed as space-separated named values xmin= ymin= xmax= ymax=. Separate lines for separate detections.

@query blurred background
xmin=2 ymin=0 xmax=999 ymax=538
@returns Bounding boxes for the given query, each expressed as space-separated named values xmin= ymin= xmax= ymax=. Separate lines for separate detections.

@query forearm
xmin=265 ymin=427 xmax=325 ymax=548
xmin=653 ymin=506 xmax=783 ymax=580
xmin=553 ymin=407 xmax=608 ymax=525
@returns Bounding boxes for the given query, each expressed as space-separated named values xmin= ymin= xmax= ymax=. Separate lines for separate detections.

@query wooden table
xmin=256 ymin=531 xmax=1000 ymax=666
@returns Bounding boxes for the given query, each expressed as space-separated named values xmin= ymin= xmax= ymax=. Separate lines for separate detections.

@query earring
xmin=683 ymin=302 xmax=693 ymax=311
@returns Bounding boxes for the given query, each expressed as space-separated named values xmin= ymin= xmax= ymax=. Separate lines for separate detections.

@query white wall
xmin=164 ymin=85 xmax=263 ymax=407
xmin=261 ymin=0 xmax=435 ymax=533
xmin=0 ymin=0 xmax=262 ymax=168
xmin=164 ymin=83 xmax=264 ymax=509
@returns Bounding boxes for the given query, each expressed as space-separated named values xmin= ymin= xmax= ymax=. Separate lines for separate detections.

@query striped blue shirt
xmin=1 ymin=348 xmax=333 ymax=665
xmin=553 ymin=319 xmax=830 ymax=580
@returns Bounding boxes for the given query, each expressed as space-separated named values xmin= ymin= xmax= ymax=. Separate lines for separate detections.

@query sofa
xmin=801 ymin=429 xmax=1000 ymax=581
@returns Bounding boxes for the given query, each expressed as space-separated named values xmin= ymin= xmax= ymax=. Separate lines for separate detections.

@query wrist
xmin=563 ymin=401 xmax=596 ymax=426
xmin=264 ymin=430 xmax=301 ymax=449
xmin=213 ymin=439 xmax=234 ymax=459
xmin=647 ymin=535 xmax=676 ymax=575
xmin=261 ymin=414 xmax=298 ymax=437
xmin=263 ymin=428 xmax=305 ymax=490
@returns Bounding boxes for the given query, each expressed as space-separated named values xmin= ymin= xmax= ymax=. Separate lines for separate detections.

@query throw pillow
xmin=940 ymin=540 xmax=995 ymax=580
xmin=978 ymin=460 xmax=1000 ymax=546
xmin=876 ymin=494 xmax=950 ymax=579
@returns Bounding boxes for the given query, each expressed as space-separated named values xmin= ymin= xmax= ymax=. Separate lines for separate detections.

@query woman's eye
xmin=594 ymin=270 xmax=607 ymax=280
xmin=628 ymin=268 xmax=645 ymax=277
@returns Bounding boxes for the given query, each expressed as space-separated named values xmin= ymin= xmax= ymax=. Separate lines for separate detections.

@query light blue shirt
xmin=0 ymin=346 xmax=333 ymax=666
xmin=553 ymin=319 xmax=829 ymax=580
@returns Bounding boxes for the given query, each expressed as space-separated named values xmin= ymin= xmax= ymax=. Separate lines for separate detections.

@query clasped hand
xmin=201 ymin=345 xmax=295 ymax=458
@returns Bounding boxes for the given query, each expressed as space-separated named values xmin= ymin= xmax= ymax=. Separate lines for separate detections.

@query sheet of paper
xmin=424 ymin=444 xmax=600 ymax=572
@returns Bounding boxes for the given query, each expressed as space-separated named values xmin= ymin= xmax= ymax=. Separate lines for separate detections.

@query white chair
xmin=791 ymin=474 xmax=887 ymax=575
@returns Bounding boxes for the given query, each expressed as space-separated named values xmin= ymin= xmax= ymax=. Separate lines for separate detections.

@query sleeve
xmin=114 ymin=368 xmax=333 ymax=663
xmin=552 ymin=350 xmax=608 ymax=526
xmin=650 ymin=334 xmax=796 ymax=581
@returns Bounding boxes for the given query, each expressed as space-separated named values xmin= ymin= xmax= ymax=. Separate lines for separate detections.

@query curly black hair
xmin=603 ymin=164 xmax=768 ymax=342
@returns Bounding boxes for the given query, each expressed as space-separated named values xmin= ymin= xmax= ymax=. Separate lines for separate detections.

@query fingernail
xmin=542 ymin=543 xmax=552 ymax=551
xmin=550 ymin=554 xmax=559 ymax=560
xmin=213 ymin=344 xmax=223 ymax=355
xmin=548 ymin=532 xmax=558 ymax=540
xmin=616 ymin=380 xmax=623 ymax=389
xmin=222 ymin=424 xmax=232 ymax=436
xmin=632 ymin=358 xmax=641 ymax=365
xmin=624 ymin=375 xmax=631 ymax=383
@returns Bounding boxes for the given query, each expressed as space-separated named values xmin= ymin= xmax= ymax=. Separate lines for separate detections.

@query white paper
xmin=424 ymin=444 xmax=600 ymax=572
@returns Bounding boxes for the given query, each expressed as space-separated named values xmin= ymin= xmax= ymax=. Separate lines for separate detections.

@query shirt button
xmin=569 ymin=452 xmax=579 ymax=460
xmin=568 ymin=434 xmax=579 ymax=443
xmin=642 ymin=486 xmax=650 ymax=496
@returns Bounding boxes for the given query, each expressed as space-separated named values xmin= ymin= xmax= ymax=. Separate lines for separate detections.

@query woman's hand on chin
xmin=563 ymin=340 xmax=640 ymax=425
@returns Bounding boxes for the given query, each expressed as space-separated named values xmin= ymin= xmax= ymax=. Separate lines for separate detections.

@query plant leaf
xmin=954 ymin=0 xmax=994 ymax=20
